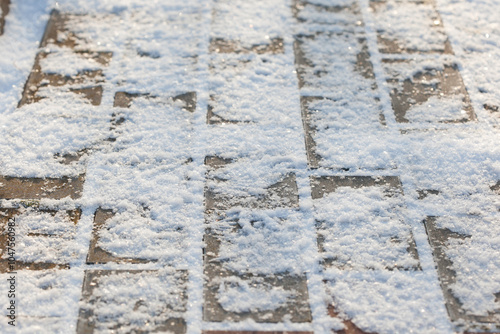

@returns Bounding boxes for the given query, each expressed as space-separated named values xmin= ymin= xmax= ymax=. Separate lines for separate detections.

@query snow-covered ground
xmin=0 ymin=0 xmax=500 ymax=333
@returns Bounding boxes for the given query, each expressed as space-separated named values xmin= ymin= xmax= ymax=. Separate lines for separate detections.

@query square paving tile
xmin=203 ymin=231 xmax=312 ymax=323
xmin=293 ymin=20 xmax=384 ymax=169
xmin=86 ymin=207 xmax=184 ymax=265
xmin=0 ymin=207 xmax=81 ymax=272
xmin=76 ymin=269 xmax=188 ymax=334
xmin=86 ymin=208 xmax=152 ymax=264
xmin=310 ymin=176 xmax=420 ymax=270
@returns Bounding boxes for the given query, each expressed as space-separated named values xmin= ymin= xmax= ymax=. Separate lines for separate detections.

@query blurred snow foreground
xmin=0 ymin=0 xmax=500 ymax=333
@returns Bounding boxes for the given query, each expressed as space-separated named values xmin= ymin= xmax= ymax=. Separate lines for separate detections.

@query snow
xmin=0 ymin=0 xmax=499 ymax=333
xmin=217 ymin=276 xmax=295 ymax=313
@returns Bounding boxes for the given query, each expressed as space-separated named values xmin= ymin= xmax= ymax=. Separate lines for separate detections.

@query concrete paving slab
xmin=76 ymin=269 xmax=188 ymax=334
xmin=383 ymin=60 xmax=475 ymax=124
xmin=0 ymin=207 xmax=80 ymax=272
xmin=424 ymin=217 xmax=500 ymax=331
xmin=85 ymin=208 xmax=153 ymax=264
xmin=0 ymin=174 xmax=85 ymax=200
xmin=310 ymin=176 xmax=420 ymax=271
xmin=203 ymin=231 xmax=312 ymax=323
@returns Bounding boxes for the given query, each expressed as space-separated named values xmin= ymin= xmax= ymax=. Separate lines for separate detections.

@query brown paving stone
xmin=371 ymin=0 xmax=453 ymax=55
xmin=294 ymin=33 xmax=383 ymax=169
xmin=0 ymin=207 xmax=80 ymax=273
xmin=424 ymin=217 xmax=500 ymax=328
xmin=18 ymin=10 xmax=111 ymax=107
xmin=18 ymin=51 xmax=105 ymax=107
xmin=311 ymin=175 xmax=420 ymax=271
xmin=76 ymin=269 xmax=188 ymax=334
xmin=0 ymin=174 xmax=85 ymax=200
xmin=86 ymin=208 xmax=153 ymax=264
xmin=203 ymin=231 xmax=312 ymax=323
xmin=209 ymin=37 xmax=284 ymax=55
xmin=0 ymin=0 xmax=10 ymax=36
xmin=384 ymin=61 xmax=475 ymax=123
xmin=328 ymin=304 xmax=377 ymax=334
xmin=205 ymin=156 xmax=299 ymax=212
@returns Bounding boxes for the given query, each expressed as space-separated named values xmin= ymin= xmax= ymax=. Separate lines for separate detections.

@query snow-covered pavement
xmin=1 ymin=0 xmax=500 ymax=333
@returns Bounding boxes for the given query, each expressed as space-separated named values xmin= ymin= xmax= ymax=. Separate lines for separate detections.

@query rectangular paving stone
xmin=292 ymin=0 xmax=361 ymax=26
xmin=18 ymin=10 xmax=111 ymax=107
xmin=205 ymin=156 xmax=299 ymax=213
xmin=424 ymin=216 xmax=500 ymax=330
xmin=203 ymin=156 xmax=311 ymax=324
xmin=293 ymin=7 xmax=384 ymax=169
xmin=0 ymin=174 xmax=85 ymax=200
xmin=310 ymin=176 xmax=420 ymax=270
xmin=203 ymin=231 xmax=312 ymax=323
xmin=76 ymin=269 xmax=188 ymax=334
xmin=86 ymin=208 xmax=155 ymax=264
xmin=293 ymin=33 xmax=377 ymax=92
xmin=383 ymin=59 xmax=475 ymax=123
xmin=0 ymin=207 xmax=81 ymax=272
xmin=310 ymin=175 xmax=402 ymax=200
xmin=207 ymin=52 xmax=297 ymax=125
xmin=0 ymin=0 xmax=10 ymax=36
xmin=370 ymin=0 xmax=453 ymax=55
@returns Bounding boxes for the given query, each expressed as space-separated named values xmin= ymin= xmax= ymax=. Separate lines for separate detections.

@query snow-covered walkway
xmin=1 ymin=0 xmax=500 ymax=333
